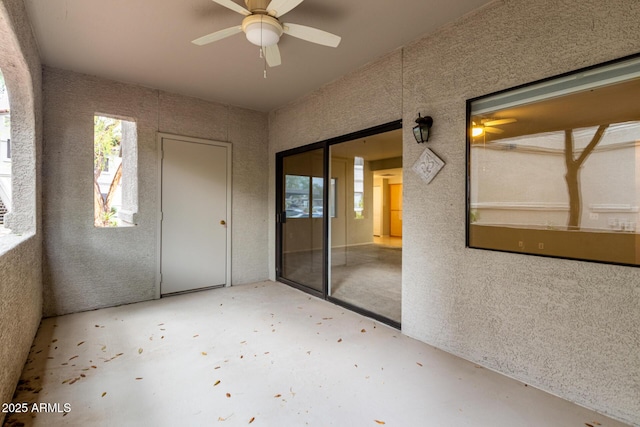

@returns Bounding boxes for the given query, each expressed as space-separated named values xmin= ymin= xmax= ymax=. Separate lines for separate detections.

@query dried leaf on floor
xmin=101 ymin=392 xmax=107 ymax=397
xmin=214 ymin=380 xmax=221 ymax=386
xmin=52 ymin=339 xmax=58 ymax=343
xmin=202 ymin=352 xmax=208 ymax=356
xmin=361 ymin=329 xmax=366 ymax=333
xmin=416 ymin=362 xmax=423 ymax=367
xmin=374 ymin=420 xmax=386 ymax=425
xmin=193 ymin=335 xmax=199 ymax=338
xmin=101 ymin=345 xmax=107 ymax=351
xmin=135 ymin=377 xmax=143 ymax=380
xmin=274 ymin=394 xmax=281 ymax=398
xmin=249 ymin=417 xmax=255 ymax=424
xmin=69 ymin=355 xmax=78 ymax=360
xmin=214 ymin=366 xmax=221 ymax=370
xmin=138 ymin=348 xmax=143 ymax=354
xmin=226 ymin=393 xmax=231 ymax=398
xmin=337 ymin=338 xmax=342 ymax=343
xmin=91 ymin=365 xmax=97 ymax=369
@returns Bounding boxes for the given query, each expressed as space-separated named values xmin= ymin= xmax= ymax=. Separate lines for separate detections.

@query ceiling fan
xmin=192 ymin=0 xmax=342 ymax=68
xmin=471 ymin=118 xmax=517 ymax=137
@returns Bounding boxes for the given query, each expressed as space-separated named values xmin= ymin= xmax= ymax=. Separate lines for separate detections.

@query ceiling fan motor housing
xmin=245 ymin=0 xmax=271 ymax=12
xmin=242 ymin=14 xmax=283 ymax=46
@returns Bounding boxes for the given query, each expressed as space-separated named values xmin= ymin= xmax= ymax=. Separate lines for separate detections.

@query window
xmin=94 ymin=115 xmax=137 ymax=227
xmin=354 ymin=156 xmax=364 ymax=218
xmin=467 ymin=53 xmax=640 ymax=266
xmin=284 ymin=174 xmax=336 ymax=219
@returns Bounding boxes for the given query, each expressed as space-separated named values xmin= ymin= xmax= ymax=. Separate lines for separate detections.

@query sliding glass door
xmin=276 ymin=121 xmax=402 ymax=327
xmin=277 ymin=147 xmax=326 ymax=294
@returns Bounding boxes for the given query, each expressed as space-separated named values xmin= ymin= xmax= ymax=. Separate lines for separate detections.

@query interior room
xmin=1 ymin=0 xmax=639 ymax=426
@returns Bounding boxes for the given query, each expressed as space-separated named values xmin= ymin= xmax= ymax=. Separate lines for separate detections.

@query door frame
xmin=155 ymin=133 xmax=232 ymax=298
xmin=275 ymin=141 xmax=327 ymax=299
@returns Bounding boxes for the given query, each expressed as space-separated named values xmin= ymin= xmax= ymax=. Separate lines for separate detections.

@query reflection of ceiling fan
xmin=471 ymin=118 xmax=517 ymax=137
xmin=192 ymin=0 xmax=342 ymax=68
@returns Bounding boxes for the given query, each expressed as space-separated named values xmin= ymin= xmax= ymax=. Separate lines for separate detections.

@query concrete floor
xmin=5 ymin=281 xmax=629 ymax=427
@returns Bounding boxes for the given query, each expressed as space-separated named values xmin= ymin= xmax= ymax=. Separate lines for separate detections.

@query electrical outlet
xmin=589 ymin=212 xmax=599 ymax=220
xmin=518 ymin=241 xmax=524 ymax=248
xmin=538 ymin=243 xmax=544 ymax=249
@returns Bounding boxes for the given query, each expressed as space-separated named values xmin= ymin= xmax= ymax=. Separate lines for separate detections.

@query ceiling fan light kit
xmin=242 ymin=15 xmax=282 ymax=47
xmin=192 ymin=0 xmax=341 ymax=70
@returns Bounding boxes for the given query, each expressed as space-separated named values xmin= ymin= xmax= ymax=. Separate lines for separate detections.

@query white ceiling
xmin=24 ymin=0 xmax=493 ymax=112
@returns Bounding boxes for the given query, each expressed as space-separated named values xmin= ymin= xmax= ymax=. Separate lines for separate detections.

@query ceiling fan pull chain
xmin=261 ymin=15 xmax=267 ymax=78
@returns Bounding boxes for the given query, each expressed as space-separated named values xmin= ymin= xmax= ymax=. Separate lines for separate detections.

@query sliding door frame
xmin=276 ymin=120 xmax=403 ymax=329
xmin=276 ymin=141 xmax=327 ymax=299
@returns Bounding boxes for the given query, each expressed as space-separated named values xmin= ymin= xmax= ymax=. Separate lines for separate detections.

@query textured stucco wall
xmin=268 ymin=0 xmax=640 ymax=424
xmin=43 ymin=69 xmax=269 ymax=317
xmin=0 ymin=0 xmax=43 ymax=423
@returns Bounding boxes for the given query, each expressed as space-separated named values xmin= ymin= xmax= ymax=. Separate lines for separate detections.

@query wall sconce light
xmin=413 ymin=113 xmax=433 ymax=143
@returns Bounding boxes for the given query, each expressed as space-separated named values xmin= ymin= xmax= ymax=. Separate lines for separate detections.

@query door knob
xmin=220 ymin=220 xmax=226 ymax=225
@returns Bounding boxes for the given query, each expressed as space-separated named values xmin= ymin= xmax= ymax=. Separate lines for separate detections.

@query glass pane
xmin=281 ymin=149 xmax=325 ymax=292
xmin=468 ymin=55 xmax=640 ymax=265
xmin=328 ymin=130 xmax=403 ymax=323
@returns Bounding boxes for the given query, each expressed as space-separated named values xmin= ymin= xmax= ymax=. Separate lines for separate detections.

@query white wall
xmin=42 ymin=68 xmax=269 ymax=316
xmin=268 ymin=0 xmax=640 ymax=424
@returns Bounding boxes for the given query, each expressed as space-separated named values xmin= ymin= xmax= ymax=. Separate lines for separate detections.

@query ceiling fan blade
xmin=266 ymin=0 xmax=304 ymax=17
xmin=484 ymin=126 xmax=504 ymax=134
xmin=192 ymin=26 xmax=242 ymax=45
xmin=483 ymin=118 xmax=517 ymax=127
xmin=283 ymin=23 xmax=341 ymax=47
xmin=265 ymin=44 xmax=282 ymax=67
xmin=211 ymin=0 xmax=251 ymax=16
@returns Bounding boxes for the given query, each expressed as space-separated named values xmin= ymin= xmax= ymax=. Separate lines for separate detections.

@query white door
xmin=160 ymin=135 xmax=231 ymax=295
